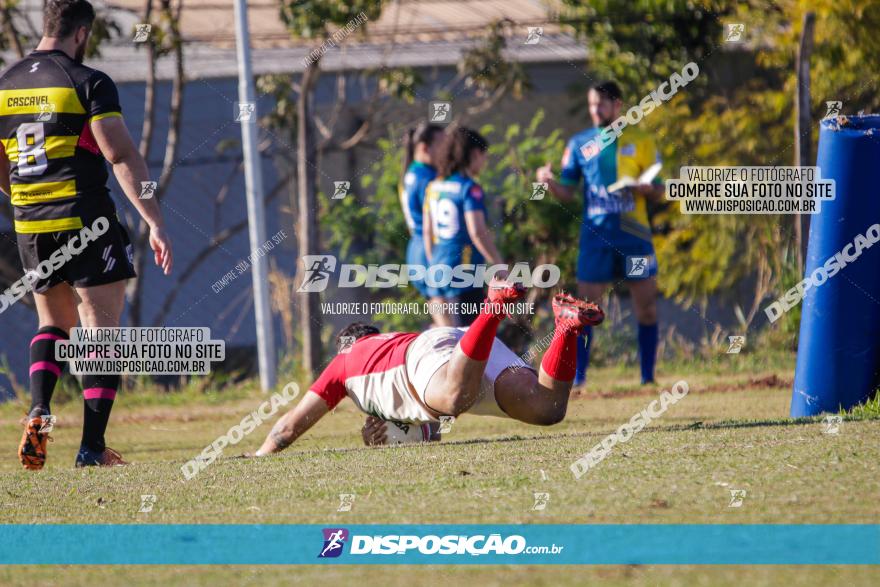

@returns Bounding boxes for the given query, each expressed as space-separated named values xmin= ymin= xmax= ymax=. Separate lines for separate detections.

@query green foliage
xmin=279 ymin=0 xmax=384 ymax=40
xmin=319 ymin=110 xmax=578 ymax=337
xmin=321 ymin=133 xmax=424 ymax=331
xmin=85 ymin=12 xmax=121 ymax=59
xmin=559 ymin=0 xmax=732 ymax=99
xmin=256 ymin=74 xmax=299 ymax=139
xmin=478 ymin=111 xmax=580 ymax=295
xmin=125 ymin=7 xmax=179 ymax=61
xmin=458 ymin=20 xmax=531 ymax=101
xmin=372 ymin=68 xmax=423 ymax=104
xmin=848 ymin=391 xmax=880 ymax=418
xmin=751 ymin=0 xmax=880 ymax=115
xmin=558 ymin=0 xmax=880 ymax=331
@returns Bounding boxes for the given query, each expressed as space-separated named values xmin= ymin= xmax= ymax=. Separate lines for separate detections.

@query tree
xmin=124 ymin=0 xmax=185 ymax=327
xmin=276 ymin=0 xmax=384 ymax=377
xmin=557 ymin=0 xmax=880 ymax=339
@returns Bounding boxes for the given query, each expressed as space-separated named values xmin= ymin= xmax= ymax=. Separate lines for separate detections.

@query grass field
xmin=1 ymin=349 xmax=878 ymax=585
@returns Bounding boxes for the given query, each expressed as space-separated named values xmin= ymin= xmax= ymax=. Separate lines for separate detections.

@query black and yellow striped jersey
xmin=0 ymin=49 xmax=121 ymax=234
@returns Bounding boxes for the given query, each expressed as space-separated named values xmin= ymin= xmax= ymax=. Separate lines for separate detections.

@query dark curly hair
xmin=435 ymin=126 xmax=489 ymax=178
xmin=589 ymin=80 xmax=623 ymax=102
xmin=335 ymin=322 xmax=380 ymax=353
xmin=44 ymin=0 xmax=95 ymax=38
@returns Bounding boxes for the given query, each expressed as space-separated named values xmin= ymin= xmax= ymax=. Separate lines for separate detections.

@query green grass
xmin=1 ymin=565 xmax=878 ymax=587
xmin=0 ymin=350 xmax=878 ymax=586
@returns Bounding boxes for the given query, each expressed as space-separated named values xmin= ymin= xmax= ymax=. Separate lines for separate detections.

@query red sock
xmin=541 ymin=326 xmax=580 ymax=382
xmin=458 ymin=304 xmax=505 ymax=361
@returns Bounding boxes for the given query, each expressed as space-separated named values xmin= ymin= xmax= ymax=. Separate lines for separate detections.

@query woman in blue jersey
xmin=423 ymin=127 xmax=504 ymax=326
xmin=400 ymin=123 xmax=445 ymax=316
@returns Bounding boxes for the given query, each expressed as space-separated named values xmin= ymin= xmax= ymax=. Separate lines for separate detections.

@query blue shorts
xmin=424 ymin=244 xmax=484 ymax=299
xmin=577 ymin=228 xmax=657 ymax=283
xmin=406 ymin=236 xmax=430 ymax=298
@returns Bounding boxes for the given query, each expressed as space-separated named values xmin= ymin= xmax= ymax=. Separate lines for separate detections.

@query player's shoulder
xmin=75 ymin=63 xmax=116 ymax=89
xmin=413 ymin=161 xmax=437 ymax=179
xmin=618 ymin=125 xmax=656 ymax=146
xmin=38 ymin=53 xmax=114 ymax=91
xmin=617 ymin=127 xmax=658 ymax=158
xmin=0 ymin=59 xmax=25 ymax=85
xmin=319 ymin=352 xmax=349 ymax=381
xmin=424 ymin=176 xmax=442 ymax=197
xmin=405 ymin=162 xmax=437 ymax=187
xmin=463 ymin=177 xmax=484 ymax=201
xmin=429 ymin=174 xmax=464 ymax=196
xmin=568 ymin=127 xmax=600 ymax=146
xmin=0 ymin=52 xmax=51 ymax=85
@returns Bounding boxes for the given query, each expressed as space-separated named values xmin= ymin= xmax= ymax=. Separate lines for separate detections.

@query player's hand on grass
xmin=362 ymin=416 xmax=387 ymax=446
xmin=149 ymin=223 xmax=174 ymax=275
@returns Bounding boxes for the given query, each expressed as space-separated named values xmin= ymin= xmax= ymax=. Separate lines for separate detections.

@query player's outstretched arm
xmin=90 ymin=116 xmax=173 ymax=275
xmin=255 ymin=391 xmax=330 ymax=455
xmin=536 ymin=162 xmax=576 ymax=202
xmin=464 ymin=210 xmax=503 ymax=266
xmin=423 ymin=202 xmax=434 ymax=261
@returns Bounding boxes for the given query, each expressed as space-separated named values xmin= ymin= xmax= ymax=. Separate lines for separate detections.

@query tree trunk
xmin=128 ymin=0 xmax=184 ymax=326
xmin=126 ymin=0 xmax=157 ymax=325
xmin=1 ymin=3 xmax=23 ymax=58
xmin=794 ymin=12 xmax=815 ymax=275
xmin=296 ymin=60 xmax=323 ymax=377
xmin=138 ymin=0 xmax=156 ymax=158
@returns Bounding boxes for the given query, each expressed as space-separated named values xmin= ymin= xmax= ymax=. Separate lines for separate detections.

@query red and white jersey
xmin=308 ymin=332 xmax=433 ymax=422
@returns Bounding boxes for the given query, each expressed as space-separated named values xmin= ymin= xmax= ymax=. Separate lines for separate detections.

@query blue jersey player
xmin=424 ymin=127 xmax=504 ymax=326
xmin=536 ymin=81 xmax=665 ymax=385
xmin=399 ymin=123 xmax=444 ymax=314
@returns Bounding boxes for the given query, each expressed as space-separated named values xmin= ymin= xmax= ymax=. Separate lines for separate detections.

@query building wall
xmin=0 ymin=61 xmax=747 ymax=398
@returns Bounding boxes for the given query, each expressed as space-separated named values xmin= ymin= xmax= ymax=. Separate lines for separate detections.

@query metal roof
xmin=4 ymin=0 xmax=587 ymax=82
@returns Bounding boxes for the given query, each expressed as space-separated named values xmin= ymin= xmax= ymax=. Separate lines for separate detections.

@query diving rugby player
xmin=1 ymin=1 xmax=173 ymax=468
xmin=255 ymin=280 xmax=604 ymax=454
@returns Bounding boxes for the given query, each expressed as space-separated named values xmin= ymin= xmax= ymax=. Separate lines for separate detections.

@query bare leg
xmin=34 ymin=283 xmax=79 ymax=331
xmin=578 ymin=281 xmax=608 ymax=302
xmin=493 ymin=366 xmax=572 ymax=426
xmin=74 ymin=281 xmax=126 ymax=457
xmin=422 ymin=280 xmax=525 ymax=415
xmin=19 ymin=284 xmax=86 ymax=469
xmin=627 ymin=277 xmax=658 ymax=324
xmin=75 ymin=281 xmax=126 ymax=328
xmin=495 ymin=292 xmax=605 ymax=425
xmin=423 ymin=345 xmax=489 ymax=416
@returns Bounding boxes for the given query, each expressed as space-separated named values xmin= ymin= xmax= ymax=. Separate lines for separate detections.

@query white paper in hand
xmin=607 ymin=162 xmax=662 ymax=194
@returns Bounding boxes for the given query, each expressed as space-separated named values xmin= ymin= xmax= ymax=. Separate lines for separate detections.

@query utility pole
xmin=233 ymin=0 xmax=276 ymax=391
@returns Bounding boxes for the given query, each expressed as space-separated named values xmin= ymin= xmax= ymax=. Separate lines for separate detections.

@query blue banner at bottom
xmin=0 ymin=524 xmax=877 ymax=565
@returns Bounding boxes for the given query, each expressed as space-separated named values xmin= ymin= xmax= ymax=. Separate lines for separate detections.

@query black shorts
xmin=16 ymin=217 xmax=137 ymax=293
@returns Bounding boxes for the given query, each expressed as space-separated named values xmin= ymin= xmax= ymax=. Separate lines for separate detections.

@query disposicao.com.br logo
xmin=317 ymin=528 xmax=563 ymax=558
xmin=297 ymin=255 xmax=560 ymax=292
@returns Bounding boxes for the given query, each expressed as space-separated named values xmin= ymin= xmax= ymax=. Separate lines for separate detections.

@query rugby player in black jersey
xmin=0 ymin=1 xmax=173 ymax=468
